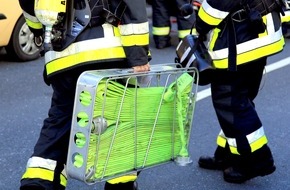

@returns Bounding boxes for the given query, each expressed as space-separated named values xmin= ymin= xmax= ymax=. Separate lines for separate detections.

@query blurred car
xmin=0 ymin=0 xmax=40 ymax=61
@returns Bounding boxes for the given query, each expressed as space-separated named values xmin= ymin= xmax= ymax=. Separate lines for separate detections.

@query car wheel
xmin=6 ymin=15 xmax=40 ymax=61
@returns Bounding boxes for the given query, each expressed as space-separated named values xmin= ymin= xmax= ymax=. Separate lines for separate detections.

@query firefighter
xmin=18 ymin=0 xmax=150 ymax=189
xmin=151 ymin=0 xmax=195 ymax=49
xmin=195 ymin=0 xmax=285 ymax=184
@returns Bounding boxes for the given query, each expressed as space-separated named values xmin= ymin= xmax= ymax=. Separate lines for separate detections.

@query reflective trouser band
xmin=22 ymin=167 xmax=67 ymax=187
xmin=217 ymin=135 xmax=268 ymax=155
xmin=22 ymin=167 xmax=54 ymax=182
xmin=45 ymin=47 xmax=126 ymax=76
xmin=152 ymin=26 xmax=170 ymax=36
xmin=107 ymin=174 xmax=137 ymax=184
xmin=178 ymin=29 xmax=192 ymax=39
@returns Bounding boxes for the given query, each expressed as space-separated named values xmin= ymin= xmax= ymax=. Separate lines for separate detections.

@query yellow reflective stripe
xmin=198 ymin=0 xmax=228 ymax=26
xmin=113 ymin=26 xmax=121 ymax=37
xmin=25 ymin=19 xmax=43 ymax=29
xmin=281 ymin=11 xmax=290 ymax=23
xmin=212 ymin=37 xmax=284 ymax=69
xmin=107 ymin=174 xmax=137 ymax=184
xmin=209 ymin=28 xmax=220 ymax=50
xmin=178 ymin=29 xmax=191 ymax=39
xmin=251 ymin=135 xmax=268 ymax=152
xmin=198 ymin=7 xmax=223 ymax=26
xmin=22 ymin=168 xmax=54 ymax=182
xmin=121 ymin=33 xmax=149 ymax=46
xmin=60 ymin=173 xmax=67 ymax=187
xmin=216 ymin=134 xmax=227 ymax=148
xmin=46 ymin=47 xmax=126 ymax=76
xmin=229 ymin=146 xmax=239 ymax=155
xmin=152 ymin=26 xmax=170 ymax=36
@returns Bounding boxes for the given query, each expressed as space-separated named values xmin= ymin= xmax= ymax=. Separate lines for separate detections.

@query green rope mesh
xmin=74 ymin=73 xmax=194 ymax=180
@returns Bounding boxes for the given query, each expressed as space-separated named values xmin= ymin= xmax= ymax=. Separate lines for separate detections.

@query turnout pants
xmin=211 ymin=58 xmax=274 ymax=170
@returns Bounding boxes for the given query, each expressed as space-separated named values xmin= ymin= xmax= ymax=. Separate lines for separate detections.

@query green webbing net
xmin=74 ymin=73 xmax=194 ymax=180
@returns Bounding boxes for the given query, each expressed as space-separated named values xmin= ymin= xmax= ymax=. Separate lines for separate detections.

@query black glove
xmin=74 ymin=0 xmax=86 ymax=10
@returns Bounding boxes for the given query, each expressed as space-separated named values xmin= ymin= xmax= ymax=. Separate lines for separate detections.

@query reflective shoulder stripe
xmin=119 ymin=22 xmax=149 ymax=35
xmin=107 ymin=173 xmax=137 ymax=184
xmin=199 ymin=0 xmax=228 ymax=26
xmin=152 ymin=26 xmax=171 ymax=36
xmin=22 ymin=167 xmax=54 ymax=182
xmin=27 ymin=156 xmax=57 ymax=170
xmin=46 ymin=47 xmax=126 ymax=76
xmin=121 ymin=33 xmax=149 ymax=46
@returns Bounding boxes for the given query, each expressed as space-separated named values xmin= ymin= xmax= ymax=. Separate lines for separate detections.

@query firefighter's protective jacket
xmin=196 ymin=0 xmax=285 ymax=70
xmin=19 ymin=0 xmax=150 ymax=80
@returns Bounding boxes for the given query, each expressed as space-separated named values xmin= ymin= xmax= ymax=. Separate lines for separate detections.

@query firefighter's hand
xmin=133 ymin=63 xmax=150 ymax=72
xmin=74 ymin=0 xmax=86 ymax=10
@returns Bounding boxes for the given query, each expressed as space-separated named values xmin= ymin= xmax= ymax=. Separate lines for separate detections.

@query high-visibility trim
xmin=121 ymin=33 xmax=149 ymax=46
xmin=22 ymin=11 xmax=43 ymax=29
xmin=27 ymin=156 xmax=57 ymax=170
xmin=281 ymin=11 xmax=290 ymax=23
xmin=45 ymin=37 xmax=123 ymax=63
xmin=60 ymin=172 xmax=67 ymax=187
xmin=119 ymin=22 xmax=149 ymax=35
xmin=152 ymin=26 xmax=171 ymax=36
xmin=45 ymin=47 xmax=126 ymax=76
xmin=208 ymin=28 xmax=220 ymax=50
xmin=208 ymin=25 xmax=284 ymax=69
xmin=211 ymin=36 xmax=284 ymax=68
xmin=22 ymin=11 xmax=40 ymax=23
xmin=178 ymin=29 xmax=192 ymax=39
xmin=22 ymin=167 xmax=54 ymax=182
xmin=24 ymin=19 xmax=43 ymax=29
xmin=198 ymin=0 xmax=228 ymax=26
xmin=107 ymin=173 xmax=137 ymax=184
xmin=216 ymin=132 xmax=227 ymax=148
xmin=217 ymin=127 xmax=268 ymax=155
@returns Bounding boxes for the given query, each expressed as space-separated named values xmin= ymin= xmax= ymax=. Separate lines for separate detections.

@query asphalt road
xmin=0 ymin=23 xmax=290 ymax=190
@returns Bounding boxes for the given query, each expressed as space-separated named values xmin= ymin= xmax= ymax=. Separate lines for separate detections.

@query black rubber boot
xmin=223 ymin=145 xmax=276 ymax=183
xmin=198 ymin=145 xmax=232 ymax=170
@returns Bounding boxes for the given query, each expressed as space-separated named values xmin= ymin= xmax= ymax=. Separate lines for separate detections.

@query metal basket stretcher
xmin=66 ymin=63 xmax=199 ymax=184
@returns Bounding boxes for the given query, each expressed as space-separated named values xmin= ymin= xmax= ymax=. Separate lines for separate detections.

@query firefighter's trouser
xmin=151 ymin=0 xmax=194 ymax=44
xmin=210 ymin=58 xmax=274 ymax=168
xmin=20 ymin=68 xmax=137 ymax=190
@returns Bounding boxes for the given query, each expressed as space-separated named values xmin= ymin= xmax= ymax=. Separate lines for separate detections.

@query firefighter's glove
xmin=74 ymin=0 xmax=86 ymax=10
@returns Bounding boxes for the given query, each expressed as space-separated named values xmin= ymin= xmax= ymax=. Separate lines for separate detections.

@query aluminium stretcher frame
xmin=66 ymin=63 xmax=199 ymax=185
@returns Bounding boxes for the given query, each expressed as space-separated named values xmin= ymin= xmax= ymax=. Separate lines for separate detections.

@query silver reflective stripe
xmin=202 ymin=0 xmax=229 ymax=20
xmin=61 ymin=167 xmax=67 ymax=178
xmin=22 ymin=11 xmax=39 ymax=22
xmin=27 ymin=156 xmax=57 ymax=171
xmin=45 ymin=40 xmax=122 ymax=65
xmin=119 ymin=22 xmax=149 ymax=35
xmin=219 ymin=127 xmax=266 ymax=148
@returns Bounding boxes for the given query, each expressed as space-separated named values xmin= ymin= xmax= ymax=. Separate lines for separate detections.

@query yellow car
xmin=0 ymin=0 xmax=40 ymax=61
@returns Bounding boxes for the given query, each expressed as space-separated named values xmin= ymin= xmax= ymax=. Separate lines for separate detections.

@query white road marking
xmin=196 ymin=57 xmax=290 ymax=102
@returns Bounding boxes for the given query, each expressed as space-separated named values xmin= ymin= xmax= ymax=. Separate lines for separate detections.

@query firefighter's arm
xmin=196 ymin=0 xmax=244 ymax=34
xmin=118 ymin=0 xmax=151 ymax=70
xmin=18 ymin=0 xmax=43 ymax=37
